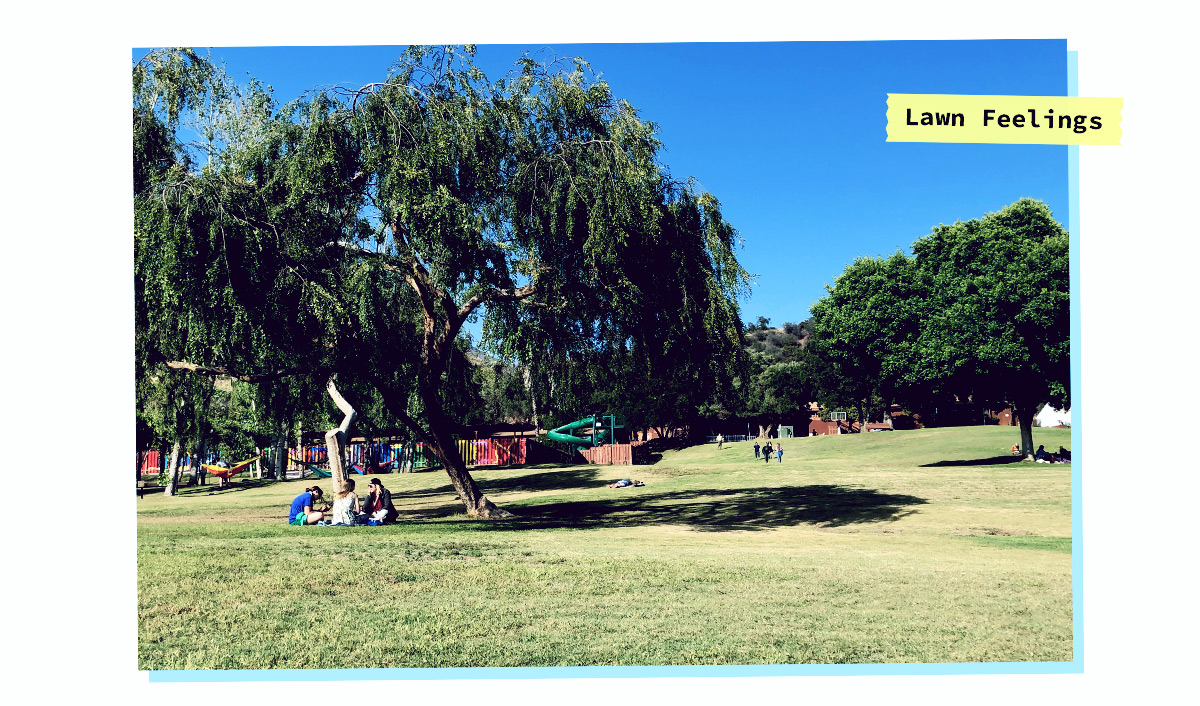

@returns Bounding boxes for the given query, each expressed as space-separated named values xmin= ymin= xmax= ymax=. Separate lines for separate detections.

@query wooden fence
xmin=576 ymin=442 xmax=648 ymax=465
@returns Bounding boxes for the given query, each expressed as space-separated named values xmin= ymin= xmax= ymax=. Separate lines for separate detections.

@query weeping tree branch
xmin=370 ymin=377 xmax=431 ymax=445
xmin=456 ymin=283 xmax=539 ymax=321
xmin=164 ymin=360 xmax=325 ymax=383
xmin=325 ymin=236 xmax=542 ymax=370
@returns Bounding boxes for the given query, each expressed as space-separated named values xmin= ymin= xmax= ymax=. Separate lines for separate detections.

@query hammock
xmin=286 ymin=455 xmax=333 ymax=478
xmin=302 ymin=463 xmax=332 ymax=478
xmin=350 ymin=461 xmax=394 ymax=475
xmin=200 ymin=455 xmax=261 ymax=479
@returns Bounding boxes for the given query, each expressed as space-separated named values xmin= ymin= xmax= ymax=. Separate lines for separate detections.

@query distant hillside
xmin=743 ymin=320 xmax=810 ymax=361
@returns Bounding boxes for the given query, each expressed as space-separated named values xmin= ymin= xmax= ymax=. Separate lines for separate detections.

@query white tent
xmin=1035 ymin=404 xmax=1071 ymax=427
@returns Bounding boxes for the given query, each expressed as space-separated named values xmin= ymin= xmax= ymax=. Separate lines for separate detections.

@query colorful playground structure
xmin=287 ymin=438 xmax=530 ymax=471
xmin=138 ymin=438 xmax=531 ymax=476
xmin=138 ymin=416 xmax=636 ymax=476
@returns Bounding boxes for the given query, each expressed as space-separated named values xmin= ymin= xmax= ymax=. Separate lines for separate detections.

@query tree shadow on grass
xmin=403 ymin=484 xmax=927 ymax=531
xmin=478 ymin=467 xmax=606 ymax=494
xmin=172 ymin=478 xmax=275 ymax=496
xmin=389 ymin=468 xmax=604 ymax=503
xmin=920 ymin=456 xmax=1025 ymax=467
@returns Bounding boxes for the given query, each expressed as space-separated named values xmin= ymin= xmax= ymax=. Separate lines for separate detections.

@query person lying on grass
xmin=288 ymin=486 xmax=331 ymax=526
xmin=606 ymin=479 xmax=644 ymax=488
xmin=329 ymin=478 xmax=362 ymax=526
xmin=363 ymin=477 xmax=398 ymax=524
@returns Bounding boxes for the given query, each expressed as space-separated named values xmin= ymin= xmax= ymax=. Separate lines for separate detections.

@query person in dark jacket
xmin=363 ymin=477 xmax=399 ymax=524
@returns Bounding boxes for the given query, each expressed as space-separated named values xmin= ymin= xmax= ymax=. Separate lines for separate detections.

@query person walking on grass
xmin=288 ymin=486 xmax=330 ymax=526
xmin=716 ymin=433 xmax=725 ymax=450
xmin=753 ymin=441 xmax=761 ymax=459
xmin=764 ymin=441 xmax=773 ymax=463
xmin=776 ymin=442 xmax=783 ymax=463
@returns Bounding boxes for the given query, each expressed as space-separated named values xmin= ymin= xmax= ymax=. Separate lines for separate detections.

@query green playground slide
xmin=547 ymin=416 xmax=620 ymax=449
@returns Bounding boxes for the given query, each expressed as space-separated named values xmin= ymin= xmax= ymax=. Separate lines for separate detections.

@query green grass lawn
xmin=137 ymin=425 xmax=1073 ymax=669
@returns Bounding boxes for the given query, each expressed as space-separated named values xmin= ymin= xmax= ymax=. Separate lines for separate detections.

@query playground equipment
xmin=200 ymin=455 xmax=261 ymax=480
xmin=248 ymin=437 xmax=533 ymax=477
xmin=547 ymin=416 xmax=623 ymax=449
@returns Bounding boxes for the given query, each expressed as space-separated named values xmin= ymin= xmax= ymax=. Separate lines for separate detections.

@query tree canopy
xmin=808 ymin=252 xmax=922 ymax=426
xmin=910 ymin=198 xmax=1070 ymax=452
xmin=809 ymin=198 xmax=1069 ymax=451
xmin=134 ymin=46 xmax=750 ymax=516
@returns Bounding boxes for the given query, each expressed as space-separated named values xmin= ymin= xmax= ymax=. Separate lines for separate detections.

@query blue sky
xmin=143 ymin=40 xmax=1068 ymax=328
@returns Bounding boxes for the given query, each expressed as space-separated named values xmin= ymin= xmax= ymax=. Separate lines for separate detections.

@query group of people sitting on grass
xmin=1010 ymin=443 xmax=1071 ymax=463
xmin=288 ymin=477 xmax=399 ymax=526
xmin=1035 ymin=445 xmax=1071 ymax=464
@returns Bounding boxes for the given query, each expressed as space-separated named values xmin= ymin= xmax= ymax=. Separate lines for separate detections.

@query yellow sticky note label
xmin=886 ymin=94 xmax=1123 ymax=145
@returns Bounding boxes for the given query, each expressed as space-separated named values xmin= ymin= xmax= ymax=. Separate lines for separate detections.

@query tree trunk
xmin=415 ymin=365 xmax=512 ymax=518
xmin=277 ymin=437 xmax=286 ymax=479
xmin=326 ymin=428 xmax=349 ymax=491
xmin=524 ymin=366 xmax=539 ymax=431
xmin=325 ymin=375 xmax=356 ymax=495
xmin=163 ymin=441 xmax=183 ymax=496
xmin=187 ymin=437 xmax=206 ymax=486
xmin=425 ymin=427 xmax=513 ymax=518
xmin=271 ymin=428 xmax=287 ymax=480
xmin=1013 ymin=398 xmax=1037 ymax=459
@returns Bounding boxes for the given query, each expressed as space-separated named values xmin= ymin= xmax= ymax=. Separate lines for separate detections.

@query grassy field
xmin=137 ymin=425 xmax=1072 ymax=669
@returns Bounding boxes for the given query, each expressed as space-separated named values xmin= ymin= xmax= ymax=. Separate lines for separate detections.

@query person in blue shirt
xmin=288 ymin=486 xmax=329 ymax=525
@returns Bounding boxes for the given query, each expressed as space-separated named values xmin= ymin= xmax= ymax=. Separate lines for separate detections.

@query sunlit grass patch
xmin=138 ymin=425 xmax=1072 ymax=669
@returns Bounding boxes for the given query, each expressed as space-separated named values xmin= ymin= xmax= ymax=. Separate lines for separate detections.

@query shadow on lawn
xmin=172 ymin=478 xmax=275 ymax=496
xmin=389 ymin=467 xmax=604 ymax=503
xmin=920 ymin=455 xmax=1025 ymax=467
xmin=403 ymin=484 xmax=927 ymax=531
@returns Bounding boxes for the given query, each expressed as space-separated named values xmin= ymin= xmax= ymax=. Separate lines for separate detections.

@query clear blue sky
xmin=142 ymin=40 xmax=1069 ymax=328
